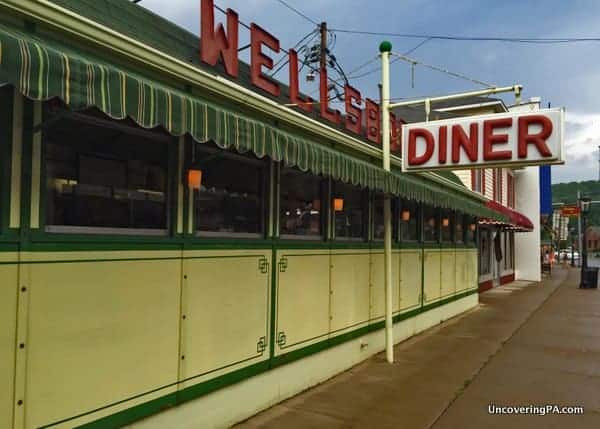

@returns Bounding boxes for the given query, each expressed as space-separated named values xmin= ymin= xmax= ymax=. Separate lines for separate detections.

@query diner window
xmin=280 ymin=167 xmax=324 ymax=238
xmin=455 ymin=212 xmax=464 ymax=243
xmin=333 ymin=181 xmax=367 ymax=240
xmin=194 ymin=146 xmax=266 ymax=238
xmin=480 ymin=228 xmax=491 ymax=275
xmin=399 ymin=199 xmax=419 ymax=242
xmin=44 ymin=109 xmax=169 ymax=234
xmin=441 ymin=210 xmax=454 ymax=243
xmin=465 ymin=216 xmax=477 ymax=244
xmin=422 ymin=205 xmax=439 ymax=242
xmin=373 ymin=194 xmax=396 ymax=241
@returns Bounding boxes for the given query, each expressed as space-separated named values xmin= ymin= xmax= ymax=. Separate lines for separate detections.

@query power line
xmin=270 ymin=29 xmax=318 ymax=77
xmin=274 ymin=0 xmax=318 ymax=26
xmin=390 ymin=52 xmax=495 ymax=87
xmin=403 ymin=37 xmax=432 ymax=56
xmin=334 ymin=38 xmax=433 ymax=83
xmin=344 ymin=56 xmax=379 ymax=78
xmin=328 ymin=28 xmax=600 ymax=44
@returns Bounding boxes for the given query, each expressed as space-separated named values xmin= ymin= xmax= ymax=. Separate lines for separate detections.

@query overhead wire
xmin=327 ymin=28 xmax=600 ymax=44
xmin=390 ymin=51 xmax=495 ymax=88
xmin=270 ymin=29 xmax=319 ymax=77
xmin=274 ymin=0 xmax=319 ymax=26
xmin=330 ymin=38 xmax=432 ymax=84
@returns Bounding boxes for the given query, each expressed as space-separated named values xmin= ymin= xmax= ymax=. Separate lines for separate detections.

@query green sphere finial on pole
xmin=379 ymin=41 xmax=392 ymax=53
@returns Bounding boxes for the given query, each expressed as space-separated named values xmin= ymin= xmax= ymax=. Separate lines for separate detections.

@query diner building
xmin=0 ymin=1 xmax=508 ymax=428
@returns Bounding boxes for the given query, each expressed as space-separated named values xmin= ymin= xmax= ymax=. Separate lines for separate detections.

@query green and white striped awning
xmin=0 ymin=23 xmax=504 ymax=220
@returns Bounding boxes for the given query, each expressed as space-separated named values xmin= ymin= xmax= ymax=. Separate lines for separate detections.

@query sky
xmin=138 ymin=0 xmax=600 ymax=184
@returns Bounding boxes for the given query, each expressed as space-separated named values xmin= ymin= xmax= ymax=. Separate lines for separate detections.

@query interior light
xmin=469 ymin=223 xmax=477 ymax=231
xmin=334 ymin=198 xmax=344 ymax=212
xmin=187 ymin=169 xmax=202 ymax=190
xmin=401 ymin=210 xmax=411 ymax=222
xmin=442 ymin=217 xmax=450 ymax=227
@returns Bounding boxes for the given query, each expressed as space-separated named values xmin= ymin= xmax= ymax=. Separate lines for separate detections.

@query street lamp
xmin=569 ymin=227 xmax=576 ymax=267
xmin=579 ymin=197 xmax=591 ymax=288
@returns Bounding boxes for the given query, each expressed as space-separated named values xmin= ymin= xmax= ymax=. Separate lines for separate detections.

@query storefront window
xmin=455 ymin=212 xmax=464 ymax=243
xmin=480 ymin=228 xmax=491 ymax=275
xmin=333 ymin=181 xmax=366 ymax=240
xmin=280 ymin=167 xmax=323 ymax=238
xmin=45 ymin=108 xmax=169 ymax=234
xmin=373 ymin=194 xmax=398 ymax=241
xmin=441 ymin=210 xmax=454 ymax=243
xmin=423 ymin=205 xmax=439 ymax=242
xmin=504 ymin=231 xmax=514 ymax=269
xmin=399 ymin=199 xmax=419 ymax=242
xmin=195 ymin=147 xmax=266 ymax=237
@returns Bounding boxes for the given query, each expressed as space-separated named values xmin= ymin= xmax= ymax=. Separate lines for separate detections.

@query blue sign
xmin=539 ymin=165 xmax=552 ymax=215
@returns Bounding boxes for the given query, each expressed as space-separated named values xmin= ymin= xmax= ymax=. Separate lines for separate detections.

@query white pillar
xmin=380 ymin=41 xmax=393 ymax=363
xmin=510 ymin=101 xmax=542 ymax=282
xmin=514 ymin=166 xmax=541 ymax=281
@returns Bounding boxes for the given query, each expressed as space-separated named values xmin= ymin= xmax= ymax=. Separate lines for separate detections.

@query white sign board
xmin=401 ymin=108 xmax=564 ymax=172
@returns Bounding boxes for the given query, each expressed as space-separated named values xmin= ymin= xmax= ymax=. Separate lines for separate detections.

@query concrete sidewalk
xmin=234 ymin=267 xmax=600 ymax=429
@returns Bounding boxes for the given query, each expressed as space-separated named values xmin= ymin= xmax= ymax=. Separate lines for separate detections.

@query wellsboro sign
xmin=400 ymin=108 xmax=565 ymax=172
xmin=200 ymin=0 xmax=401 ymax=151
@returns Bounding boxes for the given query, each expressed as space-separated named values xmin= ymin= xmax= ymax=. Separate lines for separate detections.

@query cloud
xmin=564 ymin=111 xmax=600 ymax=158
xmin=551 ymin=111 xmax=599 ymax=182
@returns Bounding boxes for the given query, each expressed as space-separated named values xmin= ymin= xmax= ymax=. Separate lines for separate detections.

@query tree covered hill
xmin=552 ymin=180 xmax=600 ymax=227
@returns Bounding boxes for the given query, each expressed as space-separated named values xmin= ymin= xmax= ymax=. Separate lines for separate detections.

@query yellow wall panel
xmin=24 ymin=258 xmax=181 ymax=429
xmin=400 ymin=250 xmax=421 ymax=311
xmin=423 ymin=250 xmax=441 ymax=304
xmin=467 ymin=250 xmax=478 ymax=290
xmin=276 ymin=250 xmax=330 ymax=354
xmin=455 ymin=251 xmax=468 ymax=293
xmin=0 ymin=263 xmax=18 ymax=429
xmin=330 ymin=252 xmax=370 ymax=333
xmin=369 ymin=251 xmax=400 ymax=321
xmin=441 ymin=250 xmax=456 ymax=298
xmin=181 ymin=252 xmax=270 ymax=381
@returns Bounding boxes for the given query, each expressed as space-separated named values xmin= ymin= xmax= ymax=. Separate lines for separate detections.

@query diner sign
xmin=401 ymin=109 xmax=564 ymax=172
xmin=200 ymin=0 xmax=401 ymax=151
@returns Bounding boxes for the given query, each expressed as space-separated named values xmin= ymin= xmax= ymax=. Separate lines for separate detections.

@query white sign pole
xmin=380 ymin=41 xmax=394 ymax=364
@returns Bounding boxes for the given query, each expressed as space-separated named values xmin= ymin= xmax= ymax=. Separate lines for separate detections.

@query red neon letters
xmin=200 ymin=0 xmax=239 ymax=77
xmin=250 ymin=24 xmax=280 ymax=97
xmin=344 ymin=85 xmax=362 ymax=134
xmin=518 ymin=115 xmax=553 ymax=158
xmin=365 ymin=99 xmax=380 ymax=144
xmin=452 ymin=123 xmax=479 ymax=163
xmin=483 ymin=118 xmax=512 ymax=161
xmin=408 ymin=128 xmax=435 ymax=165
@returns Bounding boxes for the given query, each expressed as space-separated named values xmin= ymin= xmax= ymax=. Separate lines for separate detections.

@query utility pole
xmin=578 ymin=190 xmax=583 ymax=268
xmin=320 ymin=22 xmax=327 ymax=82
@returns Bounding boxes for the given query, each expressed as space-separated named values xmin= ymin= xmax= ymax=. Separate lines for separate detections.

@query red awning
xmin=479 ymin=200 xmax=534 ymax=232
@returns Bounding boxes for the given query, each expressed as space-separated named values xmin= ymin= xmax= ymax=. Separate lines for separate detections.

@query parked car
xmin=559 ymin=249 xmax=579 ymax=261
